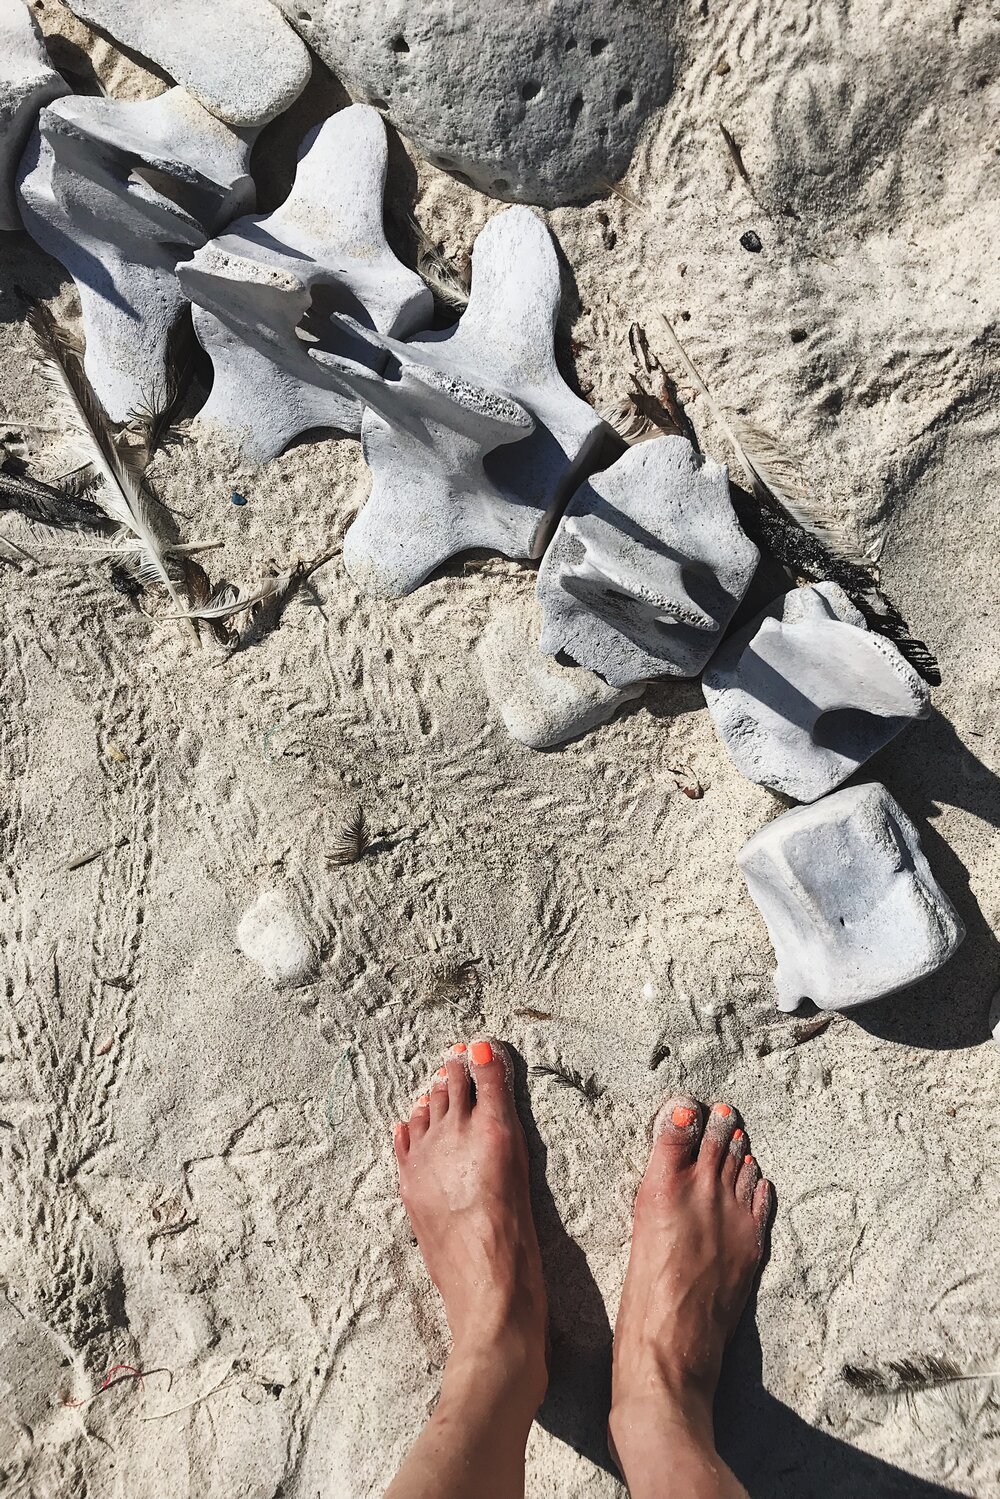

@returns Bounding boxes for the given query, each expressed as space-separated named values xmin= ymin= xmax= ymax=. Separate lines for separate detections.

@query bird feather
xmin=27 ymin=301 xmax=192 ymax=624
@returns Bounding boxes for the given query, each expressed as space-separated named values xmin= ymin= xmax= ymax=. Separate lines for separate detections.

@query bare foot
xmin=393 ymin=1039 xmax=548 ymax=1413
xmin=609 ymin=1097 xmax=774 ymax=1498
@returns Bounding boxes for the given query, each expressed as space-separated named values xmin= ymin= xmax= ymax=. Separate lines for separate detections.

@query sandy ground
xmin=2 ymin=2 xmax=1000 ymax=1496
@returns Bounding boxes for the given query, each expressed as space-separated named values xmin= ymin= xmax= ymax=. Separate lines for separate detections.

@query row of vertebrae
xmin=8 ymin=61 xmax=962 ymax=1017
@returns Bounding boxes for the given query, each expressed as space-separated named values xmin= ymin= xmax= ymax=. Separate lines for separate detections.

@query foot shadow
xmin=718 ymin=1300 xmax=972 ymax=1499
xmin=507 ymin=1047 xmax=619 ymax=1478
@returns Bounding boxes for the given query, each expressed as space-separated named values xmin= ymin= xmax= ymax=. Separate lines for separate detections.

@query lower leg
xmin=609 ymin=1097 xmax=774 ymax=1499
xmin=384 ymin=1041 xmax=547 ymax=1499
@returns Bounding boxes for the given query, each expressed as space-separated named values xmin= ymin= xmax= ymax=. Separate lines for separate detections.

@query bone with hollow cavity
xmin=0 ymin=0 xmax=68 ymax=231
xmin=17 ymin=87 xmax=256 ymax=422
xmin=535 ymin=434 xmax=759 ymax=687
xmin=737 ymin=780 xmax=965 ymax=1012
xmin=309 ymin=205 xmax=610 ymax=598
xmin=703 ymin=581 xmax=931 ymax=802
xmin=178 ymin=105 xmax=433 ymax=464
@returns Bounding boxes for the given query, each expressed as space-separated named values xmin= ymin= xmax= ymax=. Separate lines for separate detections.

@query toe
xmin=752 ymin=1177 xmax=775 ymax=1242
xmin=429 ymin=1068 xmax=449 ymax=1122
xmin=392 ymin=1120 xmax=410 ymax=1162
xmin=468 ymin=1038 xmax=516 ymax=1119
xmin=736 ymin=1152 xmax=760 ymax=1209
xmin=445 ymin=1048 xmax=472 ymax=1117
xmin=722 ymin=1126 xmax=745 ymax=1192
xmin=409 ymin=1094 xmax=430 ymax=1140
xmin=649 ymin=1094 xmax=704 ymax=1175
xmin=698 ymin=1102 xmax=738 ymax=1174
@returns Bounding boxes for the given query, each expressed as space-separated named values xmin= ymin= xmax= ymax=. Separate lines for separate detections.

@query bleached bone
xmin=62 ymin=0 xmax=310 ymax=127
xmin=178 ymin=105 xmax=433 ymax=464
xmin=0 ymin=0 xmax=68 ymax=231
xmin=17 ymin=88 xmax=255 ymax=422
xmin=477 ymin=594 xmax=644 ymax=750
xmin=703 ymin=582 xmax=930 ymax=802
xmin=309 ymin=205 xmax=610 ymax=598
xmin=535 ymin=435 xmax=759 ymax=687
xmin=738 ymin=781 xmax=964 ymax=1012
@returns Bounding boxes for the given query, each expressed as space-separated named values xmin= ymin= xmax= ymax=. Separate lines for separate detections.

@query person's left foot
xmin=393 ymin=1039 xmax=548 ymax=1405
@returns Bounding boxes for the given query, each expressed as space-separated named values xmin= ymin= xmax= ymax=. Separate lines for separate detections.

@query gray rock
xmin=0 ymin=0 xmax=68 ymax=231
xmin=236 ymin=887 xmax=318 ymax=988
xmin=275 ymin=0 xmax=674 ymax=206
xmin=63 ymin=0 xmax=310 ymax=126
xmin=536 ymin=435 xmax=759 ymax=688
xmin=179 ymin=105 xmax=432 ymax=463
xmin=738 ymin=781 xmax=965 ymax=1013
xmin=310 ymin=205 xmax=608 ymax=597
xmin=18 ymin=88 xmax=255 ymax=422
xmin=477 ymin=594 xmax=643 ymax=749
xmin=703 ymin=582 xmax=931 ymax=803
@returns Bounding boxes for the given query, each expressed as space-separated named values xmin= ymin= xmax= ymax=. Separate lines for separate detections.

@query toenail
xmin=714 ymin=1104 xmax=732 ymax=1118
xmin=732 ymin=1128 xmax=743 ymax=1141
xmin=416 ymin=1094 xmax=430 ymax=1107
xmin=450 ymin=1043 xmax=468 ymax=1054
xmin=744 ymin=1154 xmax=753 ymax=1165
xmin=470 ymin=1040 xmax=493 ymax=1066
xmin=435 ymin=1067 xmax=447 ymax=1079
xmin=671 ymin=1105 xmax=697 ymax=1128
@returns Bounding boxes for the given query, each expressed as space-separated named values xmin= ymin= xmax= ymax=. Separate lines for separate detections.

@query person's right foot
xmin=609 ymin=1097 xmax=774 ymax=1480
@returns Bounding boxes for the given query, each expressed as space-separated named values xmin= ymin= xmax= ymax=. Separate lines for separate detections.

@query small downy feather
xmin=328 ymin=806 xmax=372 ymax=866
xmin=27 ymin=301 xmax=192 ymax=627
xmin=170 ymin=572 xmax=291 ymax=622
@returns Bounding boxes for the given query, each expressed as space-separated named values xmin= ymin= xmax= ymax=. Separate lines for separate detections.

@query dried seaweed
xmin=327 ymin=806 xmax=372 ymax=866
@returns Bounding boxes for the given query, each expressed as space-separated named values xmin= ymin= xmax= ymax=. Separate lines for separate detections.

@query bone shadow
xmin=846 ymin=707 xmax=1000 ymax=1051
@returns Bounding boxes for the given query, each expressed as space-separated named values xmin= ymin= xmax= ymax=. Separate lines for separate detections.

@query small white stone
xmin=477 ymin=594 xmax=643 ymax=749
xmin=310 ymin=205 xmax=608 ymax=597
xmin=62 ymin=0 xmax=311 ymax=126
xmin=236 ymin=888 xmax=318 ymax=988
xmin=537 ymin=435 xmax=759 ymax=687
xmin=703 ymin=582 xmax=931 ymax=802
xmin=738 ymin=781 xmax=965 ymax=1013
xmin=0 ymin=0 xmax=68 ymax=231
xmin=17 ymin=88 xmax=256 ymax=421
xmin=179 ymin=105 xmax=432 ymax=463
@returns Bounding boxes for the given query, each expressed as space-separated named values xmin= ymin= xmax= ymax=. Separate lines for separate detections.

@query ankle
xmin=609 ymin=1371 xmax=716 ymax=1460
xmin=446 ymin=1328 xmax=548 ymax=1418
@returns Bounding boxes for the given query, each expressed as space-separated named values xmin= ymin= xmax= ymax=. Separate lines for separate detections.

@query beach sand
xmin=1 ymin=2 xmax=999 ymax=1494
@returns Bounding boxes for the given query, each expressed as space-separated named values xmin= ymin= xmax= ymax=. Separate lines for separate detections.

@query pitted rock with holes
xmin=276 ymin=0 xmax=675 ymax=206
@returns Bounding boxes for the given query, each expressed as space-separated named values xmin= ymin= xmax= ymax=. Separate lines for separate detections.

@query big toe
xmin=648 ymin=1095 xmax=704 ymax=1179
xmin=469 ymin=1038 xmax=516 ymax=1120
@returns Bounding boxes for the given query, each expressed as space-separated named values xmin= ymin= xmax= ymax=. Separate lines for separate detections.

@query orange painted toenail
xmin=744 ymin=1154 xmax=753 ymax=1166
xmin=470 ymin=1040 xmax=493 ymax=1066
xmin=451 ymin=1043 xmax=468 ymax=1054
xmin=416 ymin=1094 xmax=430 ymax=1107
xmin=732 ymin=1128 xmax=744 ymax=1141
xmin=715 ymin=1104 xmax=732 ymax=1118
xmin=435 ymin=1067 xmax=447 ymax=1079
xmin=671 ymin=1105 xmax=697 ymax=1128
